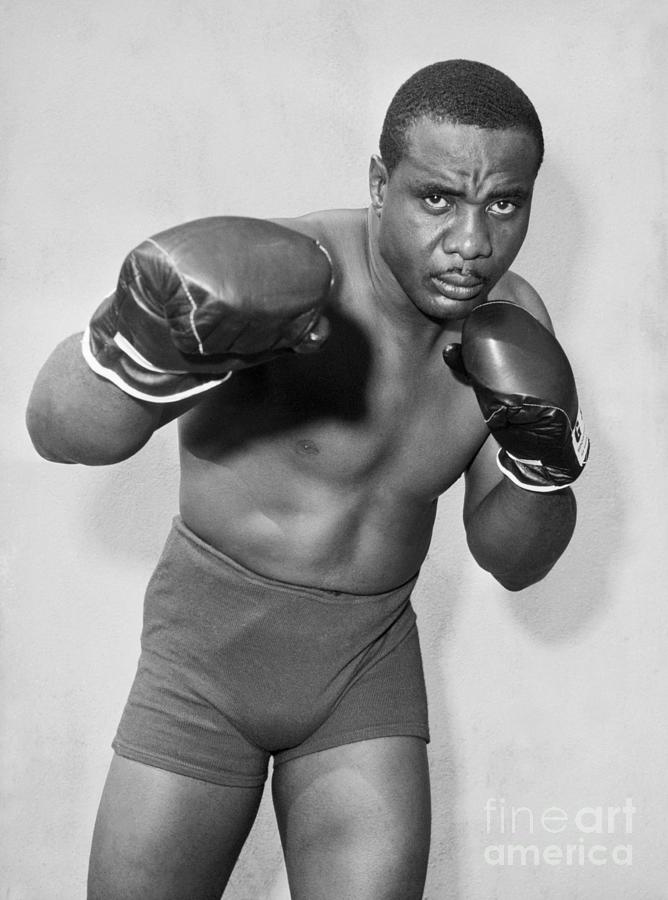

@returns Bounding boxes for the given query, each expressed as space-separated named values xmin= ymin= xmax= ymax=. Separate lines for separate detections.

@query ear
xmin=368 ymin=154 xmax=389 ymax=214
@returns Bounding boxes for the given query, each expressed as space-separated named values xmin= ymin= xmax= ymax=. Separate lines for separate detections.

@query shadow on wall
xmin=504 ymin=438 xmax=621 ymax=644
xmin=79 ymin=426 xmax=182 ymax=564
xmin=509 ymin=159 xmax=623 ymax=643
xmin=412 ymin=492 xmax=467 ymax=900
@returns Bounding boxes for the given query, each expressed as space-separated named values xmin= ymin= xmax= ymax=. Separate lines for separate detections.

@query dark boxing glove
xmin=443 ymin=300 xmax=590 ymax=492
xmin=82 ymin=217 xmax=333 ymax=402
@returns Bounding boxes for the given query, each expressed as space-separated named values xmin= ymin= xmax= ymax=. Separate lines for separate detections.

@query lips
xmin=430 ymin=273 xmax=484 ymax=301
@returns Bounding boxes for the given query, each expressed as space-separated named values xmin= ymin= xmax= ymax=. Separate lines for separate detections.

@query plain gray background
xmin=2 ymin=1 xmax=667 ymax=897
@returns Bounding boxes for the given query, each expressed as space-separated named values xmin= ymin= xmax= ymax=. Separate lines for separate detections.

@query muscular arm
xmin=455 ymin=275 xmax=581 ymax=590
xmin=463 ymin=436 xmax=576 ymax=591
xmin=26 ymin=334 xmax=194 ymax=465
xmin=26 ymin=218 xmax=332 ymax=467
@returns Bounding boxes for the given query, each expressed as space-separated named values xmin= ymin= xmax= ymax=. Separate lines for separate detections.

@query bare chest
xmin=181 ymin=327 xmax=487 ymax=502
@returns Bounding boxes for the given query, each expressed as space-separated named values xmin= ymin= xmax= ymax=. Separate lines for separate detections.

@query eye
xmin=488 ymin=199 xmax=519 ymax=217
xmin=423 ymin=194 xmax=451 ymax=211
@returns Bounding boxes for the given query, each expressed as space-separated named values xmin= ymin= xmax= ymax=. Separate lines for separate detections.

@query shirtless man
xmin=26 ymin=60 xmax=588 ymax=900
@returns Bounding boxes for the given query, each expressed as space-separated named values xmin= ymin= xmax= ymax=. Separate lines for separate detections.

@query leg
xmin=88 ymin=754 xmax=264 ymax=900
xmin=272 ymin=736 xmax=431 ymax=900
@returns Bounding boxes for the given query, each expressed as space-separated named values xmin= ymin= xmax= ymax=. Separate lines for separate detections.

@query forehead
xmin=398 ymin=117 xmax=540 ymax=187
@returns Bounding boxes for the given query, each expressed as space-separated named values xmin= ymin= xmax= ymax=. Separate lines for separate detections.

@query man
xmin=26 ymin=60 xmax=588 ymax=899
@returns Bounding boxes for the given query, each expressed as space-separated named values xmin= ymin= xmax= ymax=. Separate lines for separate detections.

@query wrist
xmin=496 ymin=448 xmax=578 ymax=493
xmin=496 ymin=407 xmax=590 ymax=493
xmin=81 ymin=325 xmax=231 ymax=404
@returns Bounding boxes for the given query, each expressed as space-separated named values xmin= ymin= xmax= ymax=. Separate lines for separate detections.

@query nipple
xmin=296 ymin=439 xmax=320 ymax=455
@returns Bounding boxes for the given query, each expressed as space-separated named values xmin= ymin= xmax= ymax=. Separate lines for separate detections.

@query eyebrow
xmin=411 ymin=179 xmax=531 ymax=201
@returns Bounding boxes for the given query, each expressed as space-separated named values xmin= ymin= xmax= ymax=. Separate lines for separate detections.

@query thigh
xmin=88 ymin=754 xmax=264 ymax=900
xmin=272 ymin=736 xmax=431 ymax=900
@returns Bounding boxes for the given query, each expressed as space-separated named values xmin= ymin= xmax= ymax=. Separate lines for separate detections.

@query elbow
xmin=25 ymin=402 xmax=148 ymax=466
xmin=496 ymin=578 xmax=534 ymax=593
xmin=481 ymin=547 xmax=563 ymax=592
xmin=467 ymin=536 xmax=562 ymax=592
xmin=466 ymin=533 xmax=553 ymax=592
xmin=25 ymin=402 xmax=74 ymax=464
xmin=467 ymin=486 xmax=578 ymax=592
xmin=492 ymin=567 xmax=552 ymax=593
xmin=26 ymin=333 xmax=158 ymax=466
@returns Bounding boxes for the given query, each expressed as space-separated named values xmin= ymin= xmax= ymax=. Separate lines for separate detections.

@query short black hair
xmin=379 ymin=59 xmax=544 ymax=175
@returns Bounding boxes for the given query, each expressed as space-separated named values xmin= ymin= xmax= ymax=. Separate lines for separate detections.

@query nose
xmin=441 ymin=207 xmax=492 ymax=260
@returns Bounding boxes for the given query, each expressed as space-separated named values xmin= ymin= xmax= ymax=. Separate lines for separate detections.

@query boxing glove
xmin=443 ymin=300 xmax=589 ymax=492
xmin=82 ymin=217 xmax=333 ymax=402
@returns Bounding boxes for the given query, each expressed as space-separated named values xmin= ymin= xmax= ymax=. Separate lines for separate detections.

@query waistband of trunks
xmin=171 ymin=515 xmax=420 ymax=606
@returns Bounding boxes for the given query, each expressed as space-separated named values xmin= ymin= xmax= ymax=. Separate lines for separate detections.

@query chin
xmin=414 ymin=294 xmax=481 ymax=323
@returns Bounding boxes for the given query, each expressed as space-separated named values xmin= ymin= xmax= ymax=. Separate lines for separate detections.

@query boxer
xmin=27 ymin=59 xmax=588 ymax=900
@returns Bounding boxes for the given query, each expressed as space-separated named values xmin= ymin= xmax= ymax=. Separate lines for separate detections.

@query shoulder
xmin=270 ymin=208 xmax=369 ymax=288
xmin=490 ymin=270 xmax=555 ymax=334
xmin=270 ymin=208 xmax=366 ymax=248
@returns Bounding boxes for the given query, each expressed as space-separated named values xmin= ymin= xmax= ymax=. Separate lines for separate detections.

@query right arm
xmin=25 ymin=216 xmax=332 ymax=467
xmin=26 ymin=333 xmax=193 ymax=465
